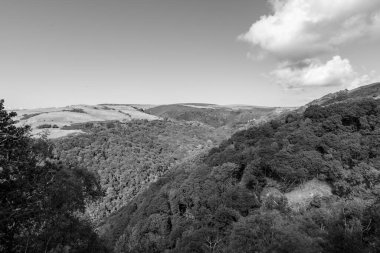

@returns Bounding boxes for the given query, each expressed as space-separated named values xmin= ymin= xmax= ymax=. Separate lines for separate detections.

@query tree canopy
xmin=0 ymin=99 xmax=106 ymax=253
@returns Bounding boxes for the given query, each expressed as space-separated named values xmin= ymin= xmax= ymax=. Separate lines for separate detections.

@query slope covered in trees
xmin=99 ymin=97 xmax=380 ymax=253
xmin=54 ymin=120 xmax=227 ymax=222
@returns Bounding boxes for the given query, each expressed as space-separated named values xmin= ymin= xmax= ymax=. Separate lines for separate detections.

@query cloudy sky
xmin=1 ymin=0 xmax=379 ymax=109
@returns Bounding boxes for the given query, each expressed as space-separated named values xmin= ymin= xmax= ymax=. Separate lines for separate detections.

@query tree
xmin=0 ymin=99 xmax=106 ymax=252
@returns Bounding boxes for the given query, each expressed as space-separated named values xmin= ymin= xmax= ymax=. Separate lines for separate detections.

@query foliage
xmin=0 ymin=99 xmax=106 ymax=253
xmin=54 ymin=120 xmax=226 ymax=221
xmin=36 ymin=124 xmax=59 ymax=129
xmin=64 ymin=108 xmax=87 ymax=114
xmin=20 ymin=113 xmax=43 ymax=120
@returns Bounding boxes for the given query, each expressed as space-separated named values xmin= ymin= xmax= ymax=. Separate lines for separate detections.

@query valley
xmin=2 ymin=0 xmax=380 ymax=251
xmin=3 ymin=83 xmax=380 ymax=253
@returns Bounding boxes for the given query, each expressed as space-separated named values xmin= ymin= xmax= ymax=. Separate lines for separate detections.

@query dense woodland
xmin=54 ymin=120 xmax=226 ymax=221
xmin=2 ymin=85 xmax=380 ymax=252
xmin=100 ymin=97 xmax=380 ymax=253
xmin=0 ymin=100 xmax=107 ymax=252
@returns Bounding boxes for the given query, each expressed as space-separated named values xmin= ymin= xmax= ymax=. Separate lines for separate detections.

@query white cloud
xmin=240 ymin=0 xmax=380 ymax=61
xmin=272 ymin=56 xmax=370 ymax=89
xmin=240 ymin=0 xmax=380 ymax=89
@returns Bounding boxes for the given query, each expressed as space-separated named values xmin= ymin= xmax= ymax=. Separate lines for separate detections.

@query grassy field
xmin=14 ymin=104 xmax=160 ymax=138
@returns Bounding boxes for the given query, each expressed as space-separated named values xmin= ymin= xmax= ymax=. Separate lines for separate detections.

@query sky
xmin=1 ymin=0 xmax=379 ymax=109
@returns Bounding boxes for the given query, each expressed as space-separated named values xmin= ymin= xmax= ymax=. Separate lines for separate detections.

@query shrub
xmin=37 ymin=124 xmax=52 ymax=129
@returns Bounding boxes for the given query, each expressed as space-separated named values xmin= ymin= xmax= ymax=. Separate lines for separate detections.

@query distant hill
xmin=13 ymin=104 xmax=159 ymax=138
xmin=10 ymin=82 xmax=380 ymax=139
xmin=146 ymin=103 xmax=293 ymax=129
xmin=13 ymin=103 xmax=293 ymax=138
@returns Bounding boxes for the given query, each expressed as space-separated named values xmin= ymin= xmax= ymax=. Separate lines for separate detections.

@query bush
xmin=64 ymin=108 xmax=86 ymax=113
xmin=37 ymin=124 xmax=52 ymax=129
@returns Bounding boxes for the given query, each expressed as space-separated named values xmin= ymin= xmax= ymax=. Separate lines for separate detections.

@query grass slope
xmin=14 ymin=104 xmax=159 ymax=138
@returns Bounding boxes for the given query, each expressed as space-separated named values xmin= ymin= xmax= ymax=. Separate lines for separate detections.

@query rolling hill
xmin=146 ymin=103 xmax=294 ymax=129
xmin=13 ymin=104 xmax=159 ymax=138
xmin=13 ymin=103 xmax=292 ymax=138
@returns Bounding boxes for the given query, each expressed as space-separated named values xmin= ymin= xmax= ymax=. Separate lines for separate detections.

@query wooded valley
xmin=2 ymin=83 xmax=380 ymax=252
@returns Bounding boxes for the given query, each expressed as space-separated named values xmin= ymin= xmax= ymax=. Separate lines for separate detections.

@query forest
xmin=100 ymin=97 xmax=380 ymax=253
xmin=2 ymin=92 xmax=380 ymax=252
xmin=53 ymin=119 xmax=226 ymax=221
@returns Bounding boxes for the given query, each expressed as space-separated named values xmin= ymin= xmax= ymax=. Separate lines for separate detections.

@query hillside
xmin=98 ymin=87 xmax=380 ymax=252
xmin=146 ymin=103 xmax=293 ymax=129
xmin=298 ymin=82 xmax=380 ymax=110
xmin=13 ymin=104 xmax=159 ymax=138
xmin=12 ymin=103 xmax=292 ymax=139
xmin=54 ymin=120 xmax=228 ymax=222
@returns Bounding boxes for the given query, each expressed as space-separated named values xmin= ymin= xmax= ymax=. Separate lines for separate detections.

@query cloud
xmin=272 ymin=56 xmax=379 ymax=89
xmin=272 ymin=56 xmax=354 ymax=88
xmin=240 ymin=0 xmax=380 ymax=61
xmin=240 ymin=0 xmax=380 ymax=90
